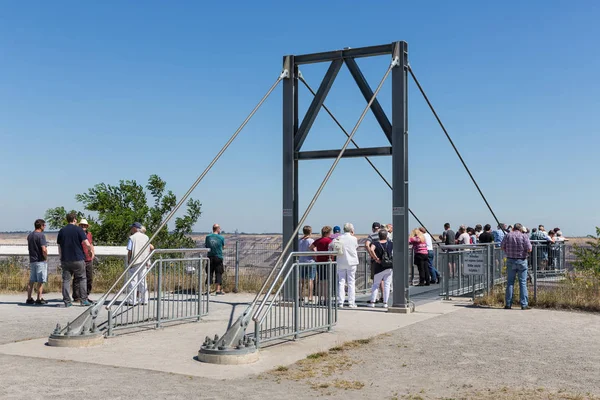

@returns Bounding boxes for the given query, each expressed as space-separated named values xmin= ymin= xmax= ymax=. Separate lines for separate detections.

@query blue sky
xmin=1 ymin=0 xmax=598 ymax=236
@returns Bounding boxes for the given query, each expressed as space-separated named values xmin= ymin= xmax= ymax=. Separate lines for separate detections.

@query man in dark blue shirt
xmin=57 ymin=212 xmax=94 ymax=307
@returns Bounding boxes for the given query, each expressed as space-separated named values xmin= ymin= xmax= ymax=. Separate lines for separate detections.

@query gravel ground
xmin=1 ymin=305 xmax=599 ymax=399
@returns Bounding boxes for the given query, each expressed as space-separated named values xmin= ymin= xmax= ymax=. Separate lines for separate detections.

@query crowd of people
xmin=23 ymin=214 xmax=565 ymax=312
xmin=24 ymin=213 xmax=156 ymax=307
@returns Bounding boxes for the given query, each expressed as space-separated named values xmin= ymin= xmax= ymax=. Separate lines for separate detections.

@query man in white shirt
xmin=419 ymin=227 xmax=439 ymax=284
xmin=330 ymin=223 xmax=359 ymax=308
xmin=126 ymin=222 xmax=153 ymax=306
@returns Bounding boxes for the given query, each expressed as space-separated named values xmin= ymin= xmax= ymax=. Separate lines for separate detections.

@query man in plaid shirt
xmin=501 ymin=223 xmax=532 ymax=310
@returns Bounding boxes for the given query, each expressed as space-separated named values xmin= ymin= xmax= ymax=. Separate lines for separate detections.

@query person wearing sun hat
xmin=73 ymin=218 xmax=95 ymax=302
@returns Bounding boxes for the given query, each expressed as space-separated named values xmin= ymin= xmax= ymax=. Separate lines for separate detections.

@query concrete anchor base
xmin=197 ymin=347 xmax=259 ymax=365
xmin=47 ymin=332 xmax=104 ymax=348
xmin=387 ymin=306 xmax=412 ymax=314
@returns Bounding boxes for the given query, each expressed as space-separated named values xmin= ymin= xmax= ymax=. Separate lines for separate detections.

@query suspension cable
xmin=298 ymin=73 xmax=439 ymax=244
xmin=250 ymin=60 xmax=396 ymax=311
xmin=107 ymin=71 xmax=286 ymax=292
xmin=407 ymin=65 xmax=504 ymax=232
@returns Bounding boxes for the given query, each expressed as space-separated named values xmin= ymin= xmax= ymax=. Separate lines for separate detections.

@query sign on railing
xmin=464 ymin=251 xmax=485 ymax=275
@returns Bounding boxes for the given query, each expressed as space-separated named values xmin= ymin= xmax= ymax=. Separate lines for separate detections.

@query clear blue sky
xmin=1 ymin=0 xmax=598 ymax=236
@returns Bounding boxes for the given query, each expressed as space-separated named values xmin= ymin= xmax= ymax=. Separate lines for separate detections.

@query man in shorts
xmin=26 ymin=219 xmax=48 ymax=305
xmin=205 ymin=224 xmax=226 ymax=295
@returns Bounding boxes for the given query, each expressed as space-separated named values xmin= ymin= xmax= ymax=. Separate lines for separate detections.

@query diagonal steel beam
xmin=294 ymin=59 xmax=343 ymax=151
xmin=345 ymin=57 xmax=393 ymax=144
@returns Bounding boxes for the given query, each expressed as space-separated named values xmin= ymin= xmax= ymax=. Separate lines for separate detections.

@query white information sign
xmin=463 ymin=251 xmax=485 ymax=275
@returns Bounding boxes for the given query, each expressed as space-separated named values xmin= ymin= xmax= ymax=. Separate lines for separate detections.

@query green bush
xmin=572 ymin=227 xmax=600 ymax=275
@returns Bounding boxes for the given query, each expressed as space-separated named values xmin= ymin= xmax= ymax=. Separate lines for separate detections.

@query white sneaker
xmin=337 ymin=303 xmax=344 ymax=308
xmin=383 ymin=303 xmax=388 ymax=308
xmin=368 ymin=303 xmax=375 ymax=308
xmin=348 ymin=304 xmax=358 ymax=309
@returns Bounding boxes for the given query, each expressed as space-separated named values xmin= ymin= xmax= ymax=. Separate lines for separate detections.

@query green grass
xmin=475 ymin=272 xmax=600 ymax=312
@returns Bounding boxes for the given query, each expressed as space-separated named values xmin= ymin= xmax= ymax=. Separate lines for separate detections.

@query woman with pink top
xmin=410 ymin=228 xmax=431 ymax=286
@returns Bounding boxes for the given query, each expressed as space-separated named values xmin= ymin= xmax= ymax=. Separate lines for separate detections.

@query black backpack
xmin=377 ymin=242 xmax=393 ymax=269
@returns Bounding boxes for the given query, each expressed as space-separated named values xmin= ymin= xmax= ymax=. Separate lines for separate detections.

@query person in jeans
xmin=205 ymin=224 xmax=226 ymax=295
xmin=501 ymin=222 xmax=532 ymax=310
xmin=331 ymin=223 xmax=359 ymax=308
xmin=57 ymin=212 xmax=94 ymax=307
xmin=410 ymin=228 xmax=430 ymax=286
xmin=419 ymin=227 xmax=439 ymax=284
xmin=26 ymin=219 xmax=48 ymax=305
xmin=298 ymin=225 xmax=316 ymax=303
xmin=369 ymin=229 xmax=393 ymax=308
xmin=73 ymin=218 xmax=95 ymax=302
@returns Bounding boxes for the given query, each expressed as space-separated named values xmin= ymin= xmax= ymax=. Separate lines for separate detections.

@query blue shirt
xmin=492 ymin=229 xmax=505 ymax=244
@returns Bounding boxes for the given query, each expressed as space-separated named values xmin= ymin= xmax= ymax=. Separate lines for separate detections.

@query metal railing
xmin=438 ymin=244 xmax=503 ymax=299
xmin=251 ymin=251 xmax=338 ymax=347
xmin=106 ymin=255 xmax=210 ymax=335
xmin=436 ymin=241 xmax=568 ymax=300
xmin=530 ymin=241 xmax=567 ymax=302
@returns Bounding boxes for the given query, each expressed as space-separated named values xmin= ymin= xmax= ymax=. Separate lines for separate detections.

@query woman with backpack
xmin=369 ymin=229 xmax=393 ymax=308
xmin=410 ymin=228 xmax=431 ymax=286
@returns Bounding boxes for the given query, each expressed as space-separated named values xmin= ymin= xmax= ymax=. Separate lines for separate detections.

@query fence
xmin=250 ymin=252 xmax=338 ymax=348
xmin=0 ymin=240 xmax=584 ymax=296
xmin=436 ymin=241 xmax=570 ymax=300
xmin=105 ymin=254 xmax=210 ymax=335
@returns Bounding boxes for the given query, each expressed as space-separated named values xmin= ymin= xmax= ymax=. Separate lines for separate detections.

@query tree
xmin=44 ymin=207 xmax=86 ymax=229
xmin=45 ymin=175 xmax=201 ymax=248
xmin=572 ymin=227 xmax=600 ymax=275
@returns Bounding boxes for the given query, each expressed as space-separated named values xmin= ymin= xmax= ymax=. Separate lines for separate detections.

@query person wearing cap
xmin=330 ymin=226 xmax=342 ymax=240
xmin=73 ymin=218 xmax=95 ymax=302
xmin=365 ymin=222 xmax=384 ymax=303
xmin=330 ymin=223 xmax=359 ymax=308
xmin=126 ymin=222 xmax=152 ymax=305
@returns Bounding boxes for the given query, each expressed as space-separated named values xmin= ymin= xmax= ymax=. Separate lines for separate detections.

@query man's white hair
xmin=343 ymin=223 xmax=354 ymax=233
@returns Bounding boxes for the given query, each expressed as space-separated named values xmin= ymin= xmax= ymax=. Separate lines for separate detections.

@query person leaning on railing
xmin=126 ymin=222 xmax=153 ymax=306
xmin=410 ymin=228 xmax=431 ymax=286
xmin=501 ymin=223 xmax=532 ymax=310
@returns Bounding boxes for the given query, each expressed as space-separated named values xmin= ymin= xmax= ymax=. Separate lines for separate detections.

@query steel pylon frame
xmin=282 ymin=41 xmax=410 ymax=311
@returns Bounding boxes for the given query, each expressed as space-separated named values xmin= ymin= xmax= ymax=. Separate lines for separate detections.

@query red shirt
xmin=81 ymin=231 xmax=93 ymax=262
xmin=312 ymin=237 xmax=333 ymax=262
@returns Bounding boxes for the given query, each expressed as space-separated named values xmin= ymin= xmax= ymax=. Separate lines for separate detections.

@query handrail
xmin=256 ymin=261 xmax=301 ymax=325
xmin=110 ymin=256 xmax=206 ymax=315
xmin=105 ymin=248 xmax=208 ymax=309
xmin=252 ymin=251 xmax=338 ymax=321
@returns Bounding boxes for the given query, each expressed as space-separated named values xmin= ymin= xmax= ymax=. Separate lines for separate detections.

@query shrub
xmin=572 ymin=227 xmax=600 ymax=275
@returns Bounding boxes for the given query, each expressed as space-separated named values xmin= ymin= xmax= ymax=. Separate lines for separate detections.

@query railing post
xmin=156 ymin=260 xmax=162 ymax=329
xmin=196 ymin=255 xmax=204 ymax=321
xmin=234 ymin=241 xmax=240 ymax=293
xmin=533 ymin=243 xmax=538 ymax=303
xmin=107 ymin=310 xmax=113 ymax=337
xmin=294 ymin=262 xmax=299 ymax=339
xmin=442 ymin=251 xmax=448 ymax=300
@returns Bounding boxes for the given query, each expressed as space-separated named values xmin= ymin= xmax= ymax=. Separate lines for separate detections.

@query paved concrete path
xmin=2 ymin=291 xmax=598 ymax=399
